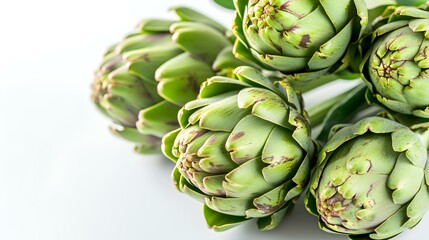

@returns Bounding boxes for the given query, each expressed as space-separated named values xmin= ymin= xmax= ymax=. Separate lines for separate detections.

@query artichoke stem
xmin=394 ymin=0 xmax=427 ymax=6
xmin=286 ymin=74 xmax=340 ymax=94
xmin=307 ymin=88 xmax=358 ymax=127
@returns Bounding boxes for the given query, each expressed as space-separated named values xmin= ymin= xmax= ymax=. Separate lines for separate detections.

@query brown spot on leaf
xmin=254 ymin=203 xmax=278 ymax=213
xmin=139 ymin=53 xmax=150 ymax=62
xmin=265 ymin=54 xmax=274 ymax=60
xmin=190 ymin=129 xmax=208 ymax=142
xmin=366 ymin=184 xmax=373 ymax=197
xmin=279 ymin=2 xmax=290 ymax=10
xmin=102 ymin=56 xmax=122 ymax=72
xmin=284 ymin=25 xmax=298 ymax=33
xmin=147 ymin=33 xmax=169 ymax=41
xmin=272 ymin=43 xmax=282 ymax=53
xmin=207 ymin=136 xmax=218 ymax=145
xmin=299 ymin=34 xmax=311 ymax=48
xmin=263 ymin=156 xmax=274 ymax=162
xmin=232 ymin=155 xmax=252 ymax=163
xmin=187 ymin=75 xmax=199 ymax=93
xmin=254 ymin=97 xmax=267 ymax=104
xmin=279 ymin=1 xmax=303 ymax=18
xmin=216 ymin=190 xmax=226 ymax=197
xmin=366 ymin=159 xmax=373 ymax=172
xmin=230 ymin=131 xmax=245 ymax=141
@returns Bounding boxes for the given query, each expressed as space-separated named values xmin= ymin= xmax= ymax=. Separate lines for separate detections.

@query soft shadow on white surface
xmin=0 ymin=0 xmax=427 ymax=240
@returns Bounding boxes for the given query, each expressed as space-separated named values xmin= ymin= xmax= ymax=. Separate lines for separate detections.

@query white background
xmin=0 ymin=0 xmax=426 ymax=239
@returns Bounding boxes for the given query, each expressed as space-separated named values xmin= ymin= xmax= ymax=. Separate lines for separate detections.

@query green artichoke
xmin=91 ymin=32 xmax=168 ymax=153
xmin=361 ymin=5 xmax=429 ymax=119
xmin=305 ymin=117 xmax=429 ymax=240
xmin=92 ymin=7 xmax=244 ymax=153
xmin=232 ymin=0 xmax=369 ymax=81
xmin=163 ymin=66 xmax=316 ymax=231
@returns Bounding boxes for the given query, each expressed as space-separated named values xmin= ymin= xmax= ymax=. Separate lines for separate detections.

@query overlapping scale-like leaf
xmin=232 ymin=0 xmax=368 ymax=82
xmin=163 ymin=66 xmax=315 ymax=231
xmin=305 ymin=117 xmax=429 ymax=240
xmin=92 ymin=7 xmax=245 ymax=153
xmin=361 ymin=5 xmax=429 ymax=119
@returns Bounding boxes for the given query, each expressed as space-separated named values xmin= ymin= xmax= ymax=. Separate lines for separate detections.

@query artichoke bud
xmin=92 ymin=6 xmax=232 ymax=153
xmin=93 ymin=58 xmax=145 ymax=127
xmin=306 ymin=117 xmax=429 ymax=239
xmin=233 ymin=0 xmax=368 ymax=81
xmin=361 ymin=5 xmax=429 ymax=119
xmin=163 ymin=66 xmax=316 ymax=230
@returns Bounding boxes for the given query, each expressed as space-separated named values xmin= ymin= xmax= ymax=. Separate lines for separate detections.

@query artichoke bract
xmin=232 ymin=0 xmax=368 ymax=81
xmin=394 ymin=0 xmax=427 ymax=6
xmin=163 ymin=66 xmax=316 ymax=231
xmin=92 ymin=32 xmax=169 ymax=153
xmin=305 ymin=117 xmax=429 ymax=240
xmin=92 ymin=7 xmax=243 ymax=153
xmin=361 ymin=6 xmax=429 ymax=119
xmin=213 ymin=0 xmax=235 ymax=10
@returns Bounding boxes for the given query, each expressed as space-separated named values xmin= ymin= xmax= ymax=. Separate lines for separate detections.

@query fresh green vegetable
xmin=361 ymin=5 xmax=429 ymax=119
xmin=306 ymin=116 xmax=429 ymax=240
xmin=92 ymin=7 xmax=244 ymax=153
xmin=232 ymin=0 xmax=369 ymax=81
xmin=163 ymin=66 xmax=316 ymax=230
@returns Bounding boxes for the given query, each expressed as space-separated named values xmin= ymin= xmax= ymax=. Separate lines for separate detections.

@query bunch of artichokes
xmin=91 ymin=0 xmax=429 ymax=239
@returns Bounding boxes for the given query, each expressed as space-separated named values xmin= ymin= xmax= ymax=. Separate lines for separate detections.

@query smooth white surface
xmin=0 ymin=0 xmax=426 ymax=239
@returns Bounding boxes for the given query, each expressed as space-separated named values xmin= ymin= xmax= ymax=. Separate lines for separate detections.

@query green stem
xmin=307 ymin=89 xmax=355 ymax=127
xmin=287 ymin=74 xmax=340 ymax=93
xmin=308 ymin=83 xmax=369 ymax=143
xmin=307 ymin=89 xmax=353 ymax=126
xmin=394 ymin=0 xmax=427 ymax=6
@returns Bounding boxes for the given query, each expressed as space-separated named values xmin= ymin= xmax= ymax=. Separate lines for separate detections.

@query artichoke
xmin=232 ymin=0 xmax=369 ymax=81
xmin=92 ymin=7 xmax=244 ymax=153
xmin=91 ymin=33 xmax=168 ymax=153
xmin=361 ymin=5 xmax=429 ymax=119
xmin=163 ymin=66 xmax=316 ymax=231
xmin=305 ymin=116 xmax=429 ymax=240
